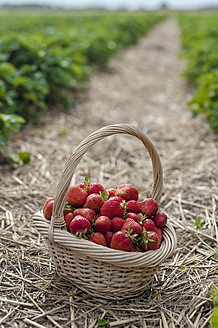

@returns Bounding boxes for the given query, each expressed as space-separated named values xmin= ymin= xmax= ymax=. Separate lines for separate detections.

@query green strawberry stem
xmin=121 ymin=200 xmax=127 ymax=216
xmin=138 ymin=227 xmax=155 ymax=248
xmin=75 ymin=228 xmax=89 ymax=239
xmin=83 ymin=176 xmax=91 ymax=192
xmin=64 ymin=202 xmax=72 ymax=210
xmin=123 ymin=228 xmax=138 ymax=241
xmin=100 ymin=191 xmax=109 ymax=202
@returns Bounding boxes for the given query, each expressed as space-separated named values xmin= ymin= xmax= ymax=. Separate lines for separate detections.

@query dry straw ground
xmin=0 ymin=18 xmax=217 ymax=328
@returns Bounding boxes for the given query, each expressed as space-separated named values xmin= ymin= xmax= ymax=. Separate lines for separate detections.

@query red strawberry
xmin=111 ymin=217 xmax=125 ymax=232
xmin=43 ymin=199 xmax=54 ymax=220
xmin=109 ymin=196 xmax=124 ymax=203
xmin=130 ymin=246 xmax=137 ymax=252
xmin=66 ymin=185 xmax=88 ymax=207
xmin=73 ymin=208 xmax=96 ymax=223
xmin=43 ymin=197 xmax=54 ymax=213
xmin=140 ymin=198 xmax=158 ymax=217
xmin=100 ymin=198 xmax=124 ymax=219
xmin=64 ymin=212 xmax=74 ymax=231
xmin=142 ymin=218 xmax=156 ymax=231
xmin=106 ymin=188 xmax=117 ymax=198
xmin=83 ymin=194 xmax=104 ymax=213
xmin=95 ymin=216 xmax=111 ymax=234
xmin=121 ymin=218 xmax=142 ymax=238
xmin=69 ymin=215 xmax=90 ymax=234
xmin=64 ymin=208 xmax=73 ymax=216
xmin=141 ymin=230 xmax=159 ymax=251
xmin=115 ymin=184 xmax=138 ymax=201
xmin=154 ymin=226 xmax=163 ymax=244
xmin=126 ymin=200 xmax=141 ymax=213
xmin=105 ymin=231 xmax=114 ymax=247
xmin=153 ymin=212 xmax=167 ymax=227
xmin=125 ymin=212 xmax=140 ymax=222
xmin=78 ymin=182 xmax=85 ymax=189
xmin=110 ymin=231 xmax=133 ymax=251
xmin=87 ymin=182 xmax=106 ymax=195
xmin=89 ymin=232 xmax=107 ymax=247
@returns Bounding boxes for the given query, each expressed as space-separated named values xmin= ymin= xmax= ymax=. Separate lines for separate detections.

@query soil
xmin=0 ymin=18 xmax=217 ymax=327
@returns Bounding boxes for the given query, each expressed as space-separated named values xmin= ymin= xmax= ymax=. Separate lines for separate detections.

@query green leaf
xmin=211 ymin=307 xmax=218 ymax=328
xmin=64 ymin=202 xmax=72 ymax=210
xmin=18 ymin=152 xmax=31 ymax=165
xmin=100 ymin=191 xmax=109 ymax=202
xmin=59 ymin=128 xmax=68 ymax=136
xmin=83 ymin=176 xmax=91 ymax=192
xmin=97 ymin=318 xmax=108 ymax=327
xmin=195 ymin=217 xmax=201 ymax=229
xmin=213 ymin=251 xmax=218 ymax=261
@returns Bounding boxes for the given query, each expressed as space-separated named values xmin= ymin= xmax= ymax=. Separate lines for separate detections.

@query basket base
xmin=49 ymin=242 xmax=159 ymax=300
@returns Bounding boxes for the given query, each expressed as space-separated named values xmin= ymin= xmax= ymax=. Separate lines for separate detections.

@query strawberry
xmin=89 ymin=232 xmax=107 ymax=247
xmin=106 ymin=188 xmax=117 ymax=198
xmin=43 ymin=199 xmax=54 ymax=220
xmin=105 ymin=231 xmax=114 ymax=247
xmin=110 ymin=231 xmax=133 ymax=251
xmin=87 ymin=182 xmax=106 ymax=195
xmin=109 ymin=196 xmax=124 ymax=203
xmin=130 ymin=246 xmax=137 ymax=252
xmin=100 ymin=198 xmax=125 ymax=219
xmin=121 ymin=218 xmax=142 ymax=238
xmin=95 ymin=216 xmax=111 ymax=234
xmin=69 ymin=215 xmax=90 ymax=234
xmin=125 ymin=212 xmax=140 ymax=222
xmin=141 ymin=230 xmax=159 ymax=251
xmin=115 ymin=184 xmax=138 ymax=201
xmin=111 ymin=217 xmax=125 ymax=232
xmin=142 ymin=218 xmax=156 ymax=231
xmin=43 ymin=197 xmax=54 ymax=213
xmin=64 ymin=212 xmax=74 ymax=231
xmin=83 ymin=194 xmax=104 ymax=213
xmin=140 ymin=198 xmax=158 ymax=217
xmin=73 ymin=208 xmax=96 ymax=223
xmin=78 ymin=182 xmax=85 ymax=189
xmin=154 ymin=226 xmax=163 ymax=244
xmin=66 ymin=185 xmax=88 ymax=207
xmin=126 ymin=200 xmax=141 ymax=213
xmin=153 ymin=212 xmax=167 ymax=227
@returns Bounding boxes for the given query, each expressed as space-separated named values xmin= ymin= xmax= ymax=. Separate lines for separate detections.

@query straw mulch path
xmin=0 ymin=18 xmax=217 ymax=327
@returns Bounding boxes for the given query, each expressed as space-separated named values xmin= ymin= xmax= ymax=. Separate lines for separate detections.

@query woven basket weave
xmin=33 ymin=124 xmax=177 ymax=300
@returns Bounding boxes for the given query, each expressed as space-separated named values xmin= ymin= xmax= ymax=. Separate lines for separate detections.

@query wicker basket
xmin=33 ymin=124 xmax=177 ymax=300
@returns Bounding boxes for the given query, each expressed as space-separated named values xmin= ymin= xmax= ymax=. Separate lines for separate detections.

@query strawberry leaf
xmin=100 ymin=191 xmax=109 ymax=202
xmin=64 ymin=202 xmax=72 ymax=210
xmin=121 ymin=200 xmax=127 ymax=216
xmin=83 ymin=176 xmax=91 ymax=192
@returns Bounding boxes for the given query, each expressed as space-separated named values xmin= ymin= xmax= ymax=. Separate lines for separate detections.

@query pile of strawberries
xmin=43 ymin=178 xmax=168 ymax=252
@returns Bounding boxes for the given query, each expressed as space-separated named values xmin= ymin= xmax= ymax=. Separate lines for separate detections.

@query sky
xmin=1 ymin=0 xmax=218 ymax=10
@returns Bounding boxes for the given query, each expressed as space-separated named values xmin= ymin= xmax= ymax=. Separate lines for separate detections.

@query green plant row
xmin=0 ymin=13 xmax=165 ymax=145
xmin=178 ymin=15 xmax=218 ymax=132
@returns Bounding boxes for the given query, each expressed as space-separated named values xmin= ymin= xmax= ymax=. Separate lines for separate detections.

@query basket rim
xmin=33 ymin=210 xmax=177 ymax=268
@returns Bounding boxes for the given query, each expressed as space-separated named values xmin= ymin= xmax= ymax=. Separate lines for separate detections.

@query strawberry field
xmin=0 ymin=13 xmax=164 ymax=146
xmin=0 ymin=11 xmax=218 ymax=328
xmin=178 ymin=15 xmax=218 ymax=132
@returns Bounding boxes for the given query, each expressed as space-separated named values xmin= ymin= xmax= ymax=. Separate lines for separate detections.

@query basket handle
xmin=50 ymin=124 xmax=163 ymax=230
